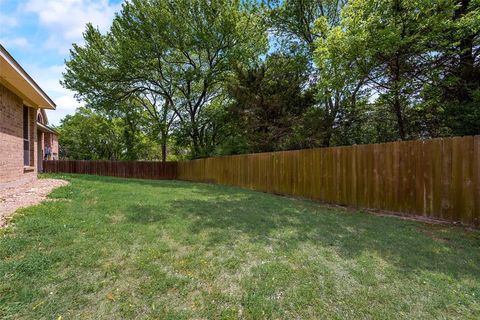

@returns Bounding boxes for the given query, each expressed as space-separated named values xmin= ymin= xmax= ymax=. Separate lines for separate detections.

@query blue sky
xmin=0 ymin=0 xmax=124 ymax=125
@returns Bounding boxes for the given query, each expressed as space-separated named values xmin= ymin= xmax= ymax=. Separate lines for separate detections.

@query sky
xmin=0 ymin=0 xmax=124 ymax=126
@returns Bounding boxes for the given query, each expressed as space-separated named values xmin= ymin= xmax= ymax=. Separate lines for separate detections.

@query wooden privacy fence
xmin=44 ymin=136 xmax=480 ymax=226
xmin=43 ymin=160 xmax=177 ymax=180
xmin=178 ymin=136 xmax=480 ymax=226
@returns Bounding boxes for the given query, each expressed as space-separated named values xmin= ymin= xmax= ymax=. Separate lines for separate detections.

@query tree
xmin=311 ymin=15 xmax=369 ymax=146
xmin=334 ymin=0 xmax=460 ymax=140
xmin=265 ymin=0 xmax=346 ymax=61
xmin=63 ymin=0 xmax=268 ymax=159
xmin=61 ymin=0 xmax=478 ymax=160
xmin=58 ymin=107 xmax=124 ymax=160
xmin=58 ymin=107 xmax=161 ymax=160
xmin=430 ymin=0 xmax=480 ymax=135
xmin=266 ymin=0 xmax=367 ymax=147
xmin=225 ymin=54 xmax=315 ymax=153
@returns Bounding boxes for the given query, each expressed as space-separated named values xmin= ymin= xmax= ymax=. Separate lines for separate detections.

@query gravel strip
xmin=0 ymin=178 xmax=69 ymax=227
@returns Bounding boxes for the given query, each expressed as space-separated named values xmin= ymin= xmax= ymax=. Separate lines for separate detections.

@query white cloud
xmin=23 ymin=63 xmax=82 ymax=126
xmin=45 ymin=96 xmax=81 ymax=126
xmin=23 ymin=64 xmax=65 ymax=94
xmin=1 ymin=1 xmax=123 ymax=125
xmin=0 ymin=12 xmax=18 ymax=28
xmin=0 ymin=36 xmax=29 ymax=49
xmin=6 ymin=0 xmax=124 ymax=125
xmin=23 ymin=0 xmax=122 ymax=54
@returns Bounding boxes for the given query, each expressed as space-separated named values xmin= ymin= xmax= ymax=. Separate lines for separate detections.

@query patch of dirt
xmin=0 ymin=178 xmax=69 ymax=227
xmin=417 ymin=227 xmax=449 ymax=243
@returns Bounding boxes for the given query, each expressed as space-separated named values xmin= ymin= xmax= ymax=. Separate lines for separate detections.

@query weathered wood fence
xmin=178 ymin=136 xmax=480 ymax=226
xmin=42 ymin=160 xmax=177 ymax=180
xmin=44 ymin=136 xmax=480 ymax=226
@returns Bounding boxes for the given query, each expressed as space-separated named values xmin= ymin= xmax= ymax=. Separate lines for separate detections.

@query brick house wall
xmin=51 ymin=133 xmax=59 ymax=159
xmin=0 ymin=83 xmax=37 ymax=188
xmin=42 ymin=132 xmax=59 ymax=160
xmin=37 ymin=110 xmax=59 ymax=161
xmin=39 ymin=131 xmax=44 ymax=161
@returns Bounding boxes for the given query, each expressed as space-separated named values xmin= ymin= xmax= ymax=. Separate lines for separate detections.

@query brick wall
xmin=0 ymin=83 xmax=37 ymax=188
xmin=29 ymin=104 xmax=37 ymax=168
xmin=43 ymin=132 xmax=59 ymax=160
xmin=39 ymin=131 xmax=44 ymax=160
xmin=52 ymin=134 xmax=59 ymax=159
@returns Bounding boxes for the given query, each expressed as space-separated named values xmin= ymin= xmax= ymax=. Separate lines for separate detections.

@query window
xmin=23 ymin=106 xmax=30 ymax=166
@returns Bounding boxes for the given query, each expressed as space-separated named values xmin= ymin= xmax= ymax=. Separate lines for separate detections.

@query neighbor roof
xmin=0 ymin=44 xmax=56 ymax=110
xmin=37 ymin=122 xmax=58 ymax=135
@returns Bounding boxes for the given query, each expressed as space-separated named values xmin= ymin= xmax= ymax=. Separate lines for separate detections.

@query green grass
xmin=1 ymin=174 xmax=479 ymax=319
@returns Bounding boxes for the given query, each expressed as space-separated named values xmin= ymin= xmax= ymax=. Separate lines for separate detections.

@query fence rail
xmin=44 ymin=136 xmax=480 ymax=226
xmin=178 ymin=136 xmax=480 ymax=226
xmin=42 ymin=160 xmax=177 ymax=180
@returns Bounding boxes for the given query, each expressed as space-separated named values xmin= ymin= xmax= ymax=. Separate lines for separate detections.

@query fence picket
xmin=43 ymin=135 xmax=480 ymax=226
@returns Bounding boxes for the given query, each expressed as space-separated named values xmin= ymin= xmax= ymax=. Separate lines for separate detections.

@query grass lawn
xmin=1 ymin=174 xmax=479 ymax=319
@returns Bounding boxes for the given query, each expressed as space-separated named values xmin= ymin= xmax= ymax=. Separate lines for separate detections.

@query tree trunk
xmin=192 ymin=139 xmax=200 ymax=158
xmin=455 ymin=0 xmax=476 ymax=103
xmin=159 ymin=128 xmax=168 ymax=162
xmin=191 ymin=125 xmax=202 ymax=158
xmin=393 ymin=95 xmax=406 ymax=140
xmin=391 ymin=54 xmax=406 ymax=140
xmin=161 ymin=143 xmax=167 ymax=162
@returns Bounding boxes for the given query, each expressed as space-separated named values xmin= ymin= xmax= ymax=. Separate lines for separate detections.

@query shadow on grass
xmin=47 ymin=173 xmax=480 ymax=281
xmin=125 ymin=204 xmax=168 ymax=224
xmin=169 ymin=195 xmax=480 ymax=281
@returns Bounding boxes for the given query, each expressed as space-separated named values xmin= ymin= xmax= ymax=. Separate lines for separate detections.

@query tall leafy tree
xmin=430 ymin=0 xmax=480 ymax=135
xmin=62 ymin=23 xmax=176 ymax=161
xmin=333 ymin=0 xmax=462 ymax=140
xmin=60 ymin=0 xmax=479 ymax=161
xmin=266 ymin=0 xmax=367 ymax=147
xmin=63 ymin=0 xmax=267 ymax=159
xmin=265 ymin=0 xmax=346 ymax=60
xmin=58 ymin=107 xmax=161 ymax=160
xmin=311 ymin=15 xmax=369 ymax=146
xmin=225 ymin=54 xmax=314 ymax=153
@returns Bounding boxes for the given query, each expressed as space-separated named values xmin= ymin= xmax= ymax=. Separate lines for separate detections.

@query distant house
xmin=37 ymin=109 xmax=59 ymax=162
xmin=0 ymin=44 xmax=57 ymax=188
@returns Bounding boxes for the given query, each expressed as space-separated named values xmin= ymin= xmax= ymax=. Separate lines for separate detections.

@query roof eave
xmin=0 ymin=44 xmax=56 ymax=110
xmin=37 ymin=122 xmax=58 ymax=135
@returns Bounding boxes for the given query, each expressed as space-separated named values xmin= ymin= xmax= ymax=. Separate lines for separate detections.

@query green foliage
xmin=58 ymin=107 xmax=161 ymax=160
xmin=63 ymin=0 xmax=268 ymax=159
xmin=313 ymin=0 xmax=479 ymax=141
xmin=224 ymin=54 xmax=315 ymax=153
xmin=428 ymin=0 xmax=480 ymax=135
xmin=336 ymin=0 xmax=454 ymax=139
xmin=61 ymin=0 xmax=479 ymax=160
xmin=265 ymin=0 xmax=346 ymax=57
